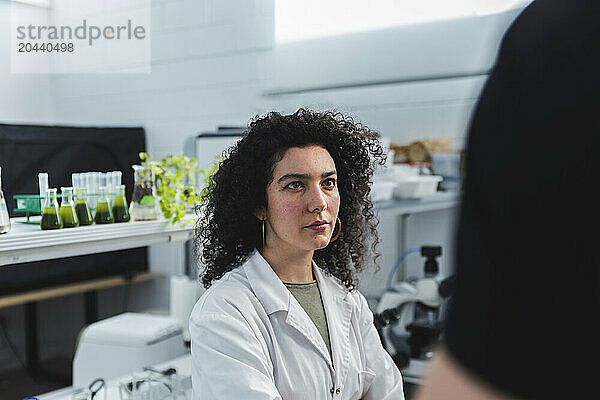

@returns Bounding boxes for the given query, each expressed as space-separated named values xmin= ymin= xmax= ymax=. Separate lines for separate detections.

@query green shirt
xmin=283 ymin=280 xmax=332 ymax=360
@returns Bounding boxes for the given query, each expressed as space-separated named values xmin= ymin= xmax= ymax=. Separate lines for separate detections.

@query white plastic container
xmin=371 ymin=180 xmax=397 ymax=202
xmin=393 ymin=175 xmax=442 ymax=199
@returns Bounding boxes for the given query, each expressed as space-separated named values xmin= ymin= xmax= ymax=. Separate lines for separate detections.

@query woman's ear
xmin=253 ymin=207 xmax=266 ymax=221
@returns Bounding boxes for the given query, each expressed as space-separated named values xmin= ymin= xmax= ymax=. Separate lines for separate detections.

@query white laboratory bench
xmin=36 ymin=353 xmax=192 ymax=400
xmin=0 ymin=215 xmax=196 ymax=267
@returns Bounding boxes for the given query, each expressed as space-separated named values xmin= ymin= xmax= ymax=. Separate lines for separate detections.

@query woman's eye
xmin=286 ymin=181 xmax=303 ymax=190
xmin=322 ymin=178 xmax=336 ymax=188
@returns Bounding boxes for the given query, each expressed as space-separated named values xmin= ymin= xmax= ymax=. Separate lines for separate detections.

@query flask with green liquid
xmin=41 ymin=188 xmax=63 ymax=230
xmin=112 ymin=184 xmax=130 ymax=223
xmin=75 ymin=187 xmax=93 ymax=226
xmin=59 ymin=187 xmax=79 ymax=228
xmin=95 ymin=186 xmax=114 ymax=224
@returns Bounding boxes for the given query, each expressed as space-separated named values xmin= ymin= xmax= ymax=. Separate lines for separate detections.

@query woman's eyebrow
xmin=277 ymin=170 xmax=337 ymax=184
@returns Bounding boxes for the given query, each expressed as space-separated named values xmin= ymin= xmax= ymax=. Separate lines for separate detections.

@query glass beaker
xmin=60 ymin=187 xmax=79 ymax=228
xmin=129 ymin=165 xmax=159 ymax=221
xmin=75 ymin=188 xmax=94 ymax=226
xmin=113 ymin=184 xmax=130 ymax=223
xmin=94 ymin=186 xmax=114 ymax=224
xmin=41 ymin=188 xmax=63 ymax=230
xmin=0 ymin=166 xmax=11 ymax=234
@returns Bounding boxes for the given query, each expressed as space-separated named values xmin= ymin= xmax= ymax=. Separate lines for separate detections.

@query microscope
xmin=374 ymin=246 xmax=455 ymax=372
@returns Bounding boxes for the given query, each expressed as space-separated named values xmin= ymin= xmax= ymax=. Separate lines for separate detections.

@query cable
xmin=386 ymin=247 xmax=421 ymax=290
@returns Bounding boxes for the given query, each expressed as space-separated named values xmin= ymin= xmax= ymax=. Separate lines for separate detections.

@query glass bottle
xmin=0 ymin=166 xmax=11 ymax=234
xmin=59 ymin=187 xmax=79 ymax=228
xmin=94 ymin=186 xmax=114 ymax=224
xmin=75 ymin=187 xmax=93 ymax=226
xmin=113 ymin=184 xmax=130 ymax=223
xmin=41 ymin=188 xmax=63 ymax=230
xmin=129 ymin=165 xmax=159 ymax=221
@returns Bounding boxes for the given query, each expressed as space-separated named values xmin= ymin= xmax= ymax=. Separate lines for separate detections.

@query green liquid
xmin=41 ymin=207 xmax=63 ymax=230
xmin=95 ymin=201 xmax=114 ymax=224
xmin=75 ymin=200 xmax=93 ymax=226
xmin=60 ymin=205 xmax=79 ymax=228
xmin=113 ymin=195 xmax=130 ymax=223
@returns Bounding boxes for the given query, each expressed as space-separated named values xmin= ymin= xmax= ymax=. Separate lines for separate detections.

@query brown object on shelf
xmin=391 ymin=137 xmax=454 ymax=164
xmin=0 ymin=272 xmax=162 ymax=309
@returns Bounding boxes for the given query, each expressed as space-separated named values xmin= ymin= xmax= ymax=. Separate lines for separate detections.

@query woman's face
xmin=259 ymin=145 xmax=340 ymax=254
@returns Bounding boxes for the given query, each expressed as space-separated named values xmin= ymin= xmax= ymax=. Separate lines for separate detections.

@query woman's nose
xmin=308 ymin=186 xmax=328 ymax=213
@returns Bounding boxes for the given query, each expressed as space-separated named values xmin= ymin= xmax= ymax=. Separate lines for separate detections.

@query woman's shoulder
xmin=190 ymin=268 xmax=258 ymax=322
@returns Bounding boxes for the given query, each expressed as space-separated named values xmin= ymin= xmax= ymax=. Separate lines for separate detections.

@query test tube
xmin=71 ymin=173 xmax=80 ymax=195
xmin=89 ymin=172 xmax=100 ymax=209
xmin=112 ymin=171 xmax=123 ymax=205
xmin=38 ymin=172 xmax=48 ymax=210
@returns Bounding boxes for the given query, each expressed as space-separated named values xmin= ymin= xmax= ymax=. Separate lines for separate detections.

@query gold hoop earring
xmin=261 ymin=219 xmax=265 ymax=248
xmin=330 ymin=217 xmax=341 ymax=242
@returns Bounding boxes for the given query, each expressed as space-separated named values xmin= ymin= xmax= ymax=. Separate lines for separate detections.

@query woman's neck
xmin=260 ymin=246 xmax=315 ymax=283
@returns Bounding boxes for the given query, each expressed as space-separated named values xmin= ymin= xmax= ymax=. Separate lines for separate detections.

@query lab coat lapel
xmin=313 ymin=262 xmax=353 ymax=384
xmin=243 ymin=250 xmax=335 ymax=369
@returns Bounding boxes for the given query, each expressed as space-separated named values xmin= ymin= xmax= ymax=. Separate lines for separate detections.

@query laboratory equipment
xmin=112 ymin=184 xmax=130 ymax=223
xmin=75 ymin=188 xmax=94 ymax=226
xmin=88 ymin=172 xmax=100 ymax=210
xmin=94 ymin=186 xmax=114 ymax=224
xmin=72 ymin=173 xmax=81 ymax=194
xmin=60 ymin=187 xmax=79 ymax=228
xmin=107 ymin=171 xmax=122 ymax=205
xmin=0 ymin=166 xmax=11 ymax=234
xmin=129 ymin=165 xmax=159 ymax=221
xmin=72 ymin=312 xmax=187 ymax=388
xmin=41 ymin=188 xmax=63 ymax=230
xmin=374 ymin=246 xmax=454 ymax=369
xmin=120 ymin=371 xmax=172 ymax=400
xmin=71 ymin=378 xmax=104 ymax=400
xmin=38 ymin=172 xmax=48 ymax=209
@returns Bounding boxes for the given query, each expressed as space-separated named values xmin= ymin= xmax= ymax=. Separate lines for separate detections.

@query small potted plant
xmin=138 ymin=152 xmax=217 ymax=226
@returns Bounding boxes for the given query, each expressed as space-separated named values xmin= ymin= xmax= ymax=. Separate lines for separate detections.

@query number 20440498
xmin=18 ymin=42 xmax=74 ymax=52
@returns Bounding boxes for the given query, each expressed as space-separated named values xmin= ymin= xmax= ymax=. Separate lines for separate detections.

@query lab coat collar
xmin=243 ymin=249 xmax=351 ymax=316
xmin=243 ymin=249 xmax=290 ymax=315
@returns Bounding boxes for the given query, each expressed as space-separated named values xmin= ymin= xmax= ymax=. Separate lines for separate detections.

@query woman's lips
xmin=306 ymin=223 xmax=328 ymax=231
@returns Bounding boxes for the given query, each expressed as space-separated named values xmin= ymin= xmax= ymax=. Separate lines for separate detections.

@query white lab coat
xmin=190 ymin=249 xmax=405 ymax=400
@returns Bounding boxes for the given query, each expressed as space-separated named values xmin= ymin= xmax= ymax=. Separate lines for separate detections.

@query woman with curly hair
xmin=190 ymin=109 xmax=404 ymax=400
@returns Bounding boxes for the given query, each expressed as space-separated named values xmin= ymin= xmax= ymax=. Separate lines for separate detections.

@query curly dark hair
xmin=195 ymin=108 xmax=386 ymax=290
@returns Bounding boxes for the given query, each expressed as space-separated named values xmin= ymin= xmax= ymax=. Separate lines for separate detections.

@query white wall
xmin=0 ymin=0 xmax=526 ymax=373
xmin=0 ymin=0 xmax=54 ymax=123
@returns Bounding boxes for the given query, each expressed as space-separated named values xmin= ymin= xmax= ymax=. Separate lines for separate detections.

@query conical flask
xmin=95 ymin=186 xmax=114 ymax=224
xmin=0 ymin=166 xmax=11 ymax=234
xmin=75 ymin=187 xmax=93 ymax=226
xmin=60 ymin=187 xmax=79 ymax=228
xmin=113 ymin=184 xmax=130 ymax=223
xmin=129 ymin=165 xmax=159 ymax=221
xmin=41 ymin=188 xmax=63 ymax=230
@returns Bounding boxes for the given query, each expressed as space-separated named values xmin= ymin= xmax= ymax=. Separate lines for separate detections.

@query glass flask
xmin=94 ymin=186 xmax=114 ymax=224
xmin=75 ymin=187 xmax=94 ymax=226
xmin=0 ymin=166 xmax=11 ymax=234
xmin=59 ymin=187 xmax=79 ymax=228
xmin=113 ymin=184 xmax=130 ymax=223
xmin=41 ymin=188 xmax=63 ymax=230
xmin=129 ymin=165 xmax=159 ymax=221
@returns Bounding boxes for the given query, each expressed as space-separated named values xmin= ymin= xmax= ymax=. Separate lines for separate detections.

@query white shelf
xmin=0 ymin=215 xmax=197 ymax=267
xmin=374 ymin=191 xmax=461 ymax=215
